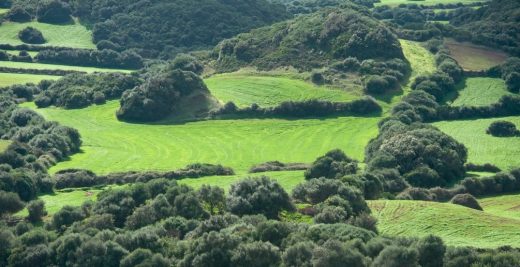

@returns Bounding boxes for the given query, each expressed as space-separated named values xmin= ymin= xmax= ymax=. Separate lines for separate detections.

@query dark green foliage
xmin=6 ymin=6 xmax=32 ymax=22
xmin=18 ymin=27 xmax=45 ymax=44
xmin=26 ymin=199 xmax=47 ymax=222
xmin=450 ymin=193 xmax=483 ymax=211
xmin=0 ymin=190 xmax=24 ymax=216
xmin=36 ymin=0 xmax=72 ymax=24
xmin=505 ymin=72 xmax=520 ymax=93
xmin=305 ymin=149 xmax=358 ymax=179
xmin=120 ymin=248 xmax=169 ymax=267
xmin=227 ymin=176 xmax=294 ymax=219
xmin=231 ymin=241 xmax=281 ymax=267
xmin=282 ymin=241 xmax=315 ymax=267
xmin=197 ymin=185 xmax=226 ymax=215
xmin=487 ymin=120 xmax=519 ymax=137
xmin=52 ymin=205 xmax=85 ymax=230
xmin=171 ymin=54 xmax=204 ymax=75
xmin=415 ymin=235 xmax=446 ymax=267
xmin=371 ymin=245 xmax=419 ymax=267
xmin=35 ymin=48 xmax=144 ymax=69
xmin=311 ymin=239 xmax=365 ymax=267
xmin=365 ymin=75 xmax=398 ymax=95
xmin=117 ymin=69 xmax=209 ymax=122
xmin=249 ymin=161 xmax=308 ymax=173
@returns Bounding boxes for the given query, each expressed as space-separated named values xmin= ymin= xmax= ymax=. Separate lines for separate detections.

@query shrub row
xmin=249 ymin=161 xmax=309 ymax=173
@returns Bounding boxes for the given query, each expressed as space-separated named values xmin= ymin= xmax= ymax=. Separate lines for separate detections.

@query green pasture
xmin=0 ymin=20 xmax=95 ymax=49
xmin=0 ymin=61 xmax=134 ymax=73
xmin=369 ymin=200 xmax=520 ymax=248
xmin=434 ymin=116 xmax=520 ymax=170
xmin=0 ymin=140 xmax=11 ymax=153
xmin=449 ymin=77 xmax=513 ymax=107
xmin=25 ymin=101 xmax=380 ymax=174
xmin=0 ymin=8 xmax=8 ymax=15
xmin=0 ymin=72 xmax=59 ymax=87
xmin=205 ymin=73 xmax=358 ymax=107
xmin=445 ymin=38 xmax=509 ymax=71
xmin=479 ymin=193 xmax=520 ymax=220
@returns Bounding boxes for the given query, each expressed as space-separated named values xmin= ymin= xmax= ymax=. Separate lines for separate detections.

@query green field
xmin=0 ymin=20 xmax=95 ymax=49
xmin=369 ymin=200 xmax=520 ymax=248
xmin=445 ymin=39 xmax=508 ymax=71
xmin=0 ymin=8 xmax=9 ymax=15
xmin=205 ymin=73 xmax=358 ymax=107
xmin=450 ymin=77 xmax=512 ymax=106
xmin=25 ymin=101 xmax=380 ymax=174
xmin=375 ymin=0 xmax=487 ymax=7
xmin=5 ymin=50 xmax=39 ymax=57
xmin=0 ymin=140 xmax=11 ymax=153
xmin=0 ymin=61 xmax=134 ymax=73
xmin=434 ymin=116 xmax=520 ymax=170
xmin=0 ymin=72 xmax=59 ymax=87
xmin=479 ymin=193 xmax=520 ymax=220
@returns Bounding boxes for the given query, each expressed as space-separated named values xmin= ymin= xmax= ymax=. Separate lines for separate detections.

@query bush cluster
xmin=35 ymin=48 xmax=144 ymax=69
xmin=249 ymin=161 xmax=309 ymax=173
xmin=18 ymin=27 xmax=45 ymax=44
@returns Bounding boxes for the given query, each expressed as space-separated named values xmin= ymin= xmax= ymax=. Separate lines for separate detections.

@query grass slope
xmin=479 ymin=193 xmax=520 ymax=220
xmin=445 ymin=39 xmax=509 ymax=71
xmin=0 ymin=61 xmax=134 ymax=73
xmin=0 ymin=72 xmax=59 ymax=87
xmin=0 ymin=20 xmax=95 ymax=49
xmin=205 ymin=73 xmax=358 ymax=107
xmin=450 ymin=77 xmax=512 ymax=107
xmin=369 ymin=200 xmax=520 ymax=248
xmin=0 ymin=140 xmax=11 ymax=153
xmin=25 ymin=101 xmax=380 ymax=174
xmin=434 ymin=116 xmax=520 ymax=170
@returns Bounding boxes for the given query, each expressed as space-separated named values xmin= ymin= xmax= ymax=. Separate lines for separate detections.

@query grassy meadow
xmin=479 ymin=193 xmax=520 ymax=220
xmin=0 ymin=140 xmax=11 ymax=153
xmin=444 ymin=39 xmax=509 ymax=71
xmin=434 ymin=116 xmax=520 ymax=170
xmin=369 ymin=200 xmax=520 ymax=248
xmin=205 ymin=73 xmax=359 ymax=107
xmin=0 ymin=72 xmax=59 ymax=87
xmin=25 ymin=101 xmax=380 ymax=174
xmin=450 ymin=77 xmax=512 ymax=106
xmin=0 ymin=61 xmax=134 ymax=73
xmin=0 ymin=20 xmax=95 ymax=49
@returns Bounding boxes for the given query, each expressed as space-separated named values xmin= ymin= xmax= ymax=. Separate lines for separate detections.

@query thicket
xmin=35 ymin=48 xmax=144 ymax=69
xmin=18 ymin=27 xmax=45 ymax=44
xmin=486 ymin=120 xmax=519 ymax=137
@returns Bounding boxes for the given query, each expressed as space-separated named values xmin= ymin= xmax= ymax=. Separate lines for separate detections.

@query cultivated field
xmin=25 ymin=101 xmax=380 ymax=174
xmin=0 ymin=20 xmax=96 ymax=49
xmin=369 ymin=200 xmax=520 ymax=248
xmin=205 ymin=73 xmax=358 ymax=107
xmin=445 ymin=39 xmax=509 ymax=71
xmin=0 ymin=61 xmax=134 ymax=73
xmin=434 ymin=116 xmax=520 ymax=170
xmin=450 ymin=77 xmax=512 ymax=106
xmin=0 ymin=72 xmax=59 ymax=87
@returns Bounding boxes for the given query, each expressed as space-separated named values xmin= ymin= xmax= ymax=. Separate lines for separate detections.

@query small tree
xmin=27 ymin=200 xmax=47 ymax=223
xmin=18 ymin=27 xmax=46 ymax=44
xmin=305 ymin=149 xmax=358 ymax=180
xmin=0 ymin=191 xmax=25 ymax=217
xmin=450 ymin=194 xmax=483 ymax=211
xmin=365 ymin=75 xmax=389 ymax=94
xmin=505 ymin=72 xmax=520 ymax=93
xmin=486 ymin=120 xmax=519 ymax=137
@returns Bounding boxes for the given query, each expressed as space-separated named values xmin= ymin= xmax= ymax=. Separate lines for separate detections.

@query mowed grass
xmin=25 ymin=101 xmax=380 ymax=174
xmin=434 ymin=116 xmax=520 ymax=170
xmin=0 ymin=140 xmax=11 ymax=153
xmin=205 ymin=73 xmax=358 ymax=107
xmin=479 ymin=193 xmax=520 ymax=220
xmin=445 ymin=39 xmax=509 ymax=71
xmin=369 ymin=200 xmax=520 ymax=248
xmin=0 ymin=72 xmax=59 ymax=87
xmin=375 ymin=0 xmax=486 ymax=7
xmin=450 ymin=77 xmax=513 ymax=106
xmin=0 ymin=20 xmax=95 ymax=49
xmin=0 ymin=61 xmax=134 ymax=73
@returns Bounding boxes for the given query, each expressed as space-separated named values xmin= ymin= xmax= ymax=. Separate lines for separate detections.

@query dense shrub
xmin=505 ymin=72 xmax=520 ymax=93
xmin=36 ymin=0 xmax=72 ymax=24
xmin=305 ymin=149 xmax=358 ymax=180
xmin=6 ymin=6 xmax=32 ymax=22
xmin=450 ymin=193 xmax=483 ymax=210
xmin=486 ymin=120 xmax=519 ymax=137
xmin=35 ymin=48 xmax=144 ymax=69
xmin=18 ymin=27 xmax=45 ymax=44
xmin=0 ymin=190 xmax=25 ymax=216
xmin=171 ymin=54 xmax=204 ymax=75
xmin=26 ymin=199 xmax=47 ymax=222
xmin=465 ymin=163 xmax=501 ymax=173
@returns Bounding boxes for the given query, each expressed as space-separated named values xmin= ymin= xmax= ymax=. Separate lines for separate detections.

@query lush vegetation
xmin=0 ymin=72 xmax=58 ymax=87
xmin=450 ymin=77 xmax=513 ymax=107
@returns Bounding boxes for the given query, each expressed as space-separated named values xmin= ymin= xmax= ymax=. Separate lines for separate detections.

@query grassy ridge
xmin=25 ymin=101 xmax=380 ymax=174
xmin=450 ymin=77 xmax=512 ymax=107
xmin=0 ymin=140 xmax=11 ymax=153
xmin=445 ymin=39 xmax=508 ymax=71
xmin=0 ymin=20 xmax=95 ymax=49
xmin=479 ymin=193 xmax=520 ymax=220
xmin=434 ymin=116 xmax=520 ymax=170
xmin=0 ymin=61 xmax=134 ymax=73
xmin=0 ymin=72 xmax=59 ymax=87
xmin=369 ymin=200 xmax=520 ymax=248
xmin=205 ymin=73 xmax=359 ymax=107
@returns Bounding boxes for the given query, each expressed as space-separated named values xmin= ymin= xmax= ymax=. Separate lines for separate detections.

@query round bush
xmin=18 ymin=27 xmax=46 ymax=44
xmin=450 ymin=193 xmax=482 ymax=211
xmin=36 ymin=0 xmax=72 ymax=24
xmin=7 ymin=7 xmax=32 ymax=22
xmin=365 ymin=75 xmax=389 ymax=94
xmin=486 ymin=120 xmax=519 ymax=137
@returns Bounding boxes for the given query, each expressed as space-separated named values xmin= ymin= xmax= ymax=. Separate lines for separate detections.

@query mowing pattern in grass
xmin=0 ymin=21 xmax=95 ymax=49
xmin=479 ymin=193 xmax=520 ymax=220
xmin=205 ymin=73 xmax=358 ymax=107
xmin=451 ymin=77 xmax=513 ymax=107
xmin=376 ymin=0 xmax=487 ymax=7
xmin=434 ymin=116 xmax=520 ymax=170
xmin=0 ymin=61 xmax=134 ymax=73
xmin=445 ymin=39 xmax=509 ymax=71
xmin=0 ymin=140 xmax=11 ymax=153
xmin=26 ymin=101 xmax=380 ymax=174
xmin=369 ymin=200 xmax=520 ymax=248
xmin=0 ymin=72 xmax=59 ymax=87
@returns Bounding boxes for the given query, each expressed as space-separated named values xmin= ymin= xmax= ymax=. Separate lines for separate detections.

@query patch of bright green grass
xmin=479 ymin=193 xmax=520 ymax=220
xmin=0 ymin=8 xmax=9 ymax=15
xmin=0 ymin=72 xmax=59 ymax=87
xmin=4 ymin=50 xmax=39 ymax=57
xmin=376 ymin=0 xmax=487 ymax=7
xmin=450 ymin=77 xmax=513 ymax=107
xmin=0 ymin=140 xmax=11 ymax=153
xmin=369 ymin=200 xmax=520 ymax=248
xmin=0 ymin=61 xmax=134 ymax=73
xmin=205 ymin=73 xmax=358 ymax=107
xmin=24 ymin=101 xmax=380 ymax=174
xmin=0 ymin=20 xmax=95 ymax=49
xmin=434 ymin=116 xmax=520 ymax=170
xmin=445 ymin=38 xmax=508 ymax=71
